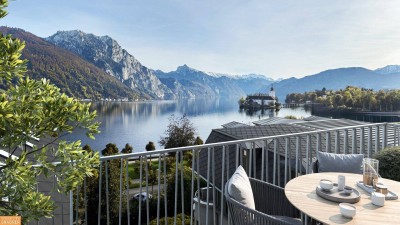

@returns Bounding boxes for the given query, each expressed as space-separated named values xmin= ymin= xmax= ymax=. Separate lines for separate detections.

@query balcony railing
xmin=69 ymin=122 xmax=400 ymax=225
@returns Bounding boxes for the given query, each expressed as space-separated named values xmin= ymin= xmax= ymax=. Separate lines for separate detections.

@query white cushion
xmin=228 ymin=165 xmax=255 ymax=210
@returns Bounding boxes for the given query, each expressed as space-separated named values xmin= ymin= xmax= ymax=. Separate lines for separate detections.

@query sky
xmin=3 ymin=0 xmax=400 ymax=79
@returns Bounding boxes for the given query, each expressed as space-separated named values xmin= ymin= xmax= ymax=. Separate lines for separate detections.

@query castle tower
xmin=269 ymin=86 xmax=275 ymax=99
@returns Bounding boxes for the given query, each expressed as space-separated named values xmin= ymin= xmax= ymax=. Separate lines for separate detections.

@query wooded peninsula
xmin=285 ymin=86 xmax=400 ymax=112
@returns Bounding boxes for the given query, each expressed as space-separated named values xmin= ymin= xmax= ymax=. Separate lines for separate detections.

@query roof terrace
xmin=18 ymin=120 xmax=400 ymax=225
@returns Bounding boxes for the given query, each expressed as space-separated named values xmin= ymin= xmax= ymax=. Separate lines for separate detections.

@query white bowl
xmin=343 ymin=186 xmax=353 ymax=195
xmin=320 ymin=179 xmax=333 ymax=190
xmin=339 ymin=203 xmax=356 ymax=218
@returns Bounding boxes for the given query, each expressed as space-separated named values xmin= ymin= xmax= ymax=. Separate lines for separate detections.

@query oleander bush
xmin=374 ymin=146 xmax=400 ymax=182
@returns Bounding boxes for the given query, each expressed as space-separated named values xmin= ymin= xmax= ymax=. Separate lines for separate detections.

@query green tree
xmin=374 ymin=147 xmax=400 ymax=182
xmin=83 ymin=144 xmax=93 ymax=152
xmin=144 ymin=141 xmax=157 ymax=193
xmin=0 ymin=1 xmax=100 ymax=223
xmin=333 ymin=94 xmax=343 ymax=107
xmin=309 ymin=92 xmax=317 ymax=102
xmin=121 ymin=143 xmax=133 ymax=154
xmin=102 ymin=143 xmax=119 ymax=156
xmin=159 ymin=114 xmax=197 ymax=149
xmin=238 ymin=96 xmax=245 ymax=105
xmin=75 ymin=145 xmax=101 ymax=225
xmin=79 ymin=143 xmax=127 ymax=225
xmin=100 ymin=143 xmax=127 ymax=224
xmin=145 ymin=141 xmax=156 ymax=151
xmin=193 ymin=136 xmax=204 ymax=145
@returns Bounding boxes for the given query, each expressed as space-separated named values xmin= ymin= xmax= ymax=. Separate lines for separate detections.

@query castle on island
xmin=239 ymin=86 xmax=279 ymax=109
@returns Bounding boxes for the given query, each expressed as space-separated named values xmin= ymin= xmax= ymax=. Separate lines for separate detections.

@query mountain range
xmin=0 ymin=27 xmax=138 ymax=99
xmin=1 ymin=26 xmax=399 ymax=101
xmin=45 ymin=30 xmax=274 ymax=99
xmin=264 ymin=66 xmax=400 ymax=101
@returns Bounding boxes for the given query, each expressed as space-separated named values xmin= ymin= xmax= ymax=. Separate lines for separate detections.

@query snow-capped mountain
xmin=46 ymin=30 xmax=175 ymax=99
xmin=374 ymin=65 xmax=400 ymax=74
xmin=155 ymin=64 xmax=275 ymax=98
xmin=205 ymin=71 xmax=273 ymax=81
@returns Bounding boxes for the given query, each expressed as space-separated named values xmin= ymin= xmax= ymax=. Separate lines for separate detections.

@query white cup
xmin=371 ymin=192 xmax=385 ymax=206
xmin=338 ymin=175 xmax=345 ymax=191
xmin=339 ymin=203 xmax=356 ymax=218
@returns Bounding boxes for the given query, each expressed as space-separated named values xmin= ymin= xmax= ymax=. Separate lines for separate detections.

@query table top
xmin=285 ymin=173 xmax=400 ymax=225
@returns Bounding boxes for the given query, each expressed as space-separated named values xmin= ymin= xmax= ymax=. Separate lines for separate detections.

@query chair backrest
xmin=225 ymin=182 xmax=256 ymax=225
xmin=224 ymin=179 xmax=299 ymax=225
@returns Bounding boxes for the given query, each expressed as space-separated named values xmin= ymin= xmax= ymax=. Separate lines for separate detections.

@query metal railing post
xmin=351 ymin=128 xmax=356 ymax=154
xmin=273 ymin=139 xmax=277 ymax=185
xmin=284 ymin=138 xmax=289 ymax=184
xmin=306 ymin=135 xmax=310 ymax=174
xmin=344 ymin=130 xmax=348 ymax=154
xmin=383 ymin=123 xmax=388 ymax=148
xmin=360 ymin=127 xmax=365 ymax=154
xmin=295 ymin=136 xmax=300 ymax=177
xmin=368 ymin=127 xmax=372 ymax=157
xmin=326 ymin=132 xmax=331 ymax=153
xmin=261 ymin=141 xmax=265 ymax=181
xmin=375 ymin=126 xmax=380 ymax=154
xmin=220 ymin=146 xmax=226 ymax=225
xmin=335 ymin=131 xmax=340 ymax=154
xmin=98 ymin=162 xmax=102 ymax=225
xmin=70 ymin=190 xmax=73 ymax=225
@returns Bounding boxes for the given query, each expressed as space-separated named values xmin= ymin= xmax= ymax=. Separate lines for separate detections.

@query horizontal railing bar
xmin=100 ymin=123 xmax=391 ymax=161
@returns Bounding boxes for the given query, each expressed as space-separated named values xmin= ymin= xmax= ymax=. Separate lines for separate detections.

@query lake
xmin=66 ymin=98 xmax=312 ymax=152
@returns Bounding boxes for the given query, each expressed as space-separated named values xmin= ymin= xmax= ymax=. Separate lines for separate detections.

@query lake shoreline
xmin=311 ymin=104 xmax=400 ymax=122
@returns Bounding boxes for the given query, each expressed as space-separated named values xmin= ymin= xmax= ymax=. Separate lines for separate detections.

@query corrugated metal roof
xmin=252 ymin=117 xmax=298 ymax=126
xmin=213 ymin=123 xmax=315 ymax=140
xmin=292 ymin=118 xmax=369 ymax=130
xmin=221 ymin=121 xmax=250 ymax=128
xmin=303 ymin=115 xmax=331 ymax=121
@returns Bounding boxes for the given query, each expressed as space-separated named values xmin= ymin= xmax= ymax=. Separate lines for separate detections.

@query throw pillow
xmin=228 ymin=165 xmax=255 ymax=210
xmin=317 ymin=151 xmax=364 ymax=174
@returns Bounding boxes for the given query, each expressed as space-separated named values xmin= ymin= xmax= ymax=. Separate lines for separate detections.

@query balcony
xmin=41 ymin=122 xmax=400 ymax=224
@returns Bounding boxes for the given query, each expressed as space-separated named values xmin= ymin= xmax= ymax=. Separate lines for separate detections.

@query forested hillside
xmin=286 ymin=86 xmax=400 ymax=111
xmin=0 ymin=27 xmax=138 ymax=99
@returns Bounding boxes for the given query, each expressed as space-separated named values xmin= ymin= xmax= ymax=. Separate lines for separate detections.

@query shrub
xmin=150 ymin=213 xmax=191 ymax=225
xmin=374 ymin=146 xmax=400 ymax=182
xmin=284 ymin=115 xmax=297 ymax=119
xmin=130 ymin=196 xmax=165 ymax=224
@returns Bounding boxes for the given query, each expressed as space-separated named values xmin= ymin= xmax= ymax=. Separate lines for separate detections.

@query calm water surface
xmin=66 ymin=98 xmax=311 ymax=152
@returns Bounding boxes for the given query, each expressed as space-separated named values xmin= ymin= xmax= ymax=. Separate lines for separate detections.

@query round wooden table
xmin=285 ymin=173 xmax=400 ymax=225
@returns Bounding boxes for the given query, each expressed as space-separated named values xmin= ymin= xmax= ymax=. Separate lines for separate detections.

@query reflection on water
xmin=239 ymin=108 xmax=282 ymax=118
xmin=66 ymin=98 xmax=312 ymax=153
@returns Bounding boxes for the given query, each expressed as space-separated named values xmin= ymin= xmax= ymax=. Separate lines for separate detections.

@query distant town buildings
xmin=81 ymin=97 xmax=130 ymax=102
